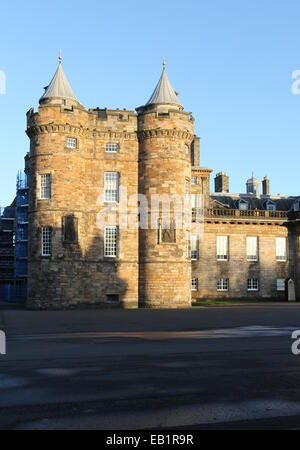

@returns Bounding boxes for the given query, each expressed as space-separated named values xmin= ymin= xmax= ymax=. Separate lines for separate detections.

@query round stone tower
xmin=26 ymin=52 xmax=87 ymax=309
xmin=136 ymin=61 xmax=194 ymax=308
xmin=26 ymin=53 xmax=140 ymax=310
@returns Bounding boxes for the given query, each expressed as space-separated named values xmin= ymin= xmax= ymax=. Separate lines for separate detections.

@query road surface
xmin=1 ymin=304 xmax=300 ymax=430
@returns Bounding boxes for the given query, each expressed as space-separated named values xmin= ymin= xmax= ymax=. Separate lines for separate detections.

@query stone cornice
xmin=26 ymin=123 xmax=138 ymax=140
xmin=138 ymin=129 xmax=194 ymax=142
xmin=192 ymin=167 xmax=213 ymax=174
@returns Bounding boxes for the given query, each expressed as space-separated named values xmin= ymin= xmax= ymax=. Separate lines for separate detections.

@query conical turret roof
xmin=40 ymin=52 xmax=78 ymax=103
xmin=146 ymin=60 xmax=182 ymax=106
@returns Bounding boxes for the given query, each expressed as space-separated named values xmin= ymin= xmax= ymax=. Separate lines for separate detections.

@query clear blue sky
xmin=0 ymin=0 xmax=300 ymax=206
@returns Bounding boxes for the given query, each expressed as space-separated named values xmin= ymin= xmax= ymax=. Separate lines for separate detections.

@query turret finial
xmin=163 ymin=58 xmax=166 ymax=70
xmin=59 ymin=50 xmax=62 ymax=64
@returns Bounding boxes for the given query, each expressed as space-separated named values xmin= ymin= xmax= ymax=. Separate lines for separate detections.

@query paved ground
xmin=1 ymin=304 xmax=300 ymax=429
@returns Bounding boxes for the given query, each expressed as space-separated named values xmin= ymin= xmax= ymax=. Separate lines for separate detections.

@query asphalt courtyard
xmin=1 ymin=303 xmax=300 ymax=430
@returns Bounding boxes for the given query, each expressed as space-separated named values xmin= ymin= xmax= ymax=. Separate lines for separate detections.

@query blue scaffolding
xmin=0 ymin=205 xmax=16 ymax=302
xmin=0 ymin=171 xmax=30 ymax=303
xmin=14 ymin=171 xmax=29 ymax=302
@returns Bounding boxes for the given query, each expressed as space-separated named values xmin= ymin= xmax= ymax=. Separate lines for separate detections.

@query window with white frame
xmin=105 ymin=143 xmax=119 ymax=153
xmin=276 ymin=237 xmax=287 ymax=262
xmin=277 ymin=279 xmax=286 ymax=292
xmin=217 ymin=278 xmax=229 ymax=292
xmin=248 ymin=278 xmax=259 ymax=291
xmin=192 ymin=278 xmax=199 ymax=291
xmin=191 ymin=235 xmax=198 ymax=260
xmin=266 ymin=201 xmax=276 ymax=211
xmin=239 ymin=199 xmax=248 ymax=211
xmin=104 ymin=172 xmax=119 ymax=203
xmin=40 ymin=174 xmax=51 ymax=200
xmin=217 ymin=236 xmax=229 ymax=261
xmin=247 ymin=236 xmax=258 ymax=261
xmin=104 ymin=226 xmax=118 ymax=258
xmin=186 ymin=232 xmax=190 ymax=259
xmin=42 ymin=227 xmax=52 ymax=256
xmin=191 ymin=176 xmax=198 ymax=185
xmin=66 ymin=137 xmax=77 ymax=149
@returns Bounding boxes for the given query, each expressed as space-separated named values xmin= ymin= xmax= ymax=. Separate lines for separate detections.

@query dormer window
xmin=106 ymin=143 xmax=119 ymax=153
xmin=239 ymin=199 xmax=248 ymax=211
xmin=66 ymin=137 xmax=77 ymax=149
xmin=266 ymin=201 xmax=276 ymax=211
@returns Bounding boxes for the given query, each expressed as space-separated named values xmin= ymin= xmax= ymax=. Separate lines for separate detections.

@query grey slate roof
xmin=147 ymin=63 xmax=182 ymax=106
xmin=40 ymin=58 xmax=78 ymax=103
xmin=210 ymin=194 xmax=299 ymax=212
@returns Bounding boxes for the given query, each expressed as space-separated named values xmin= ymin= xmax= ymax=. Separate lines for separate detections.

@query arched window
xmin=239 ymin=199 xmax=248 ymax=211
xmin=266 ymin=201 xmax=276 ymax=211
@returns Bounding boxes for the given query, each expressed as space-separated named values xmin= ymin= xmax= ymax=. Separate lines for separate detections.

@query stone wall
xmin=192 ymin=220 xmax=291 ymax=300
xmin=288 ymin=218 xmax=300 ymax=300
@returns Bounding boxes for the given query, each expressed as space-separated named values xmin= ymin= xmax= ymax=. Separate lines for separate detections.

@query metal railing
xmin=192 ymin=208 xmax=290 ymax=221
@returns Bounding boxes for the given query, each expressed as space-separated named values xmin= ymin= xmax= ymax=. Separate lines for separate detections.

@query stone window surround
xmin=104 ymin=226 xmax=118 ymax=258
xmin=104 ymin=172 xmax=120 ymax=203
xmin=41 ymin=227 xmax=52 ymax=257
xmin=266 ymin=201 xmax=276 ymax=212
xmin=276 ymin=237 xmax=287 ymax=262
xmin=248 ymin=278 xmax=259 ymax=292
xmin=191 ymin=234 xmax=199 ymax=260
xmin=239 ymin=199 xmax=249 ymax=211
xmin=277 ymin=278 xmax=286 ymax=292
xmin=66 ymin=137 xmax=78 ymax=150
xmin=105 ymin=143 xmax=120 ymax=153
xmin=39 ymin=173 xmax=51 ymax=200
xmin=216 ymin=236 xmax=229 ymax=261
xmin=246 ymin=236 xmax=259 ymax=262
xmin=192 ymin=278 xmax=199 ymax=291
xmin=217 ymin=278 xmax=229 ymax=292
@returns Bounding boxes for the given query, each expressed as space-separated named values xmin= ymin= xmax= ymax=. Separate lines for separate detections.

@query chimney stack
xmin=262 ymin=176 xmax=270 ymax=195
xmin=215 ymin=172 xmax=229 ymax=193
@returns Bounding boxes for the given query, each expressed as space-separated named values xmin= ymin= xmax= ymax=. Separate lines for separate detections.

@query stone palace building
xmin=24 ymin=55 xmax=300 ymax=309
